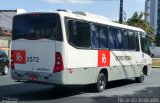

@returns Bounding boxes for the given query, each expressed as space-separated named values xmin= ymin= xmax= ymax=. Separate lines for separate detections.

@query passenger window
xmin=99 ymin=26 xmax=108 ymax=49
xmin=108 ymin=28 xmax=115 ymax=49
xmin=68 ymin=20 xmax=91 ymax=48
xmin=108 ymin=27 xmax=122 ymax=49
xmin=128 ymin=31 xmax=135 ymax=50
xmin=123 ymin=30 xmax=129 ymax=50
xmin=116 ymin=29 xmax=122 ymax=49
xmin=91 ymin=24 xmax=99 ymax=48
xmin=68 ymin=20 xmax=77 ymax=45
xmin=141 ymin=35 xmax=150 ymax=55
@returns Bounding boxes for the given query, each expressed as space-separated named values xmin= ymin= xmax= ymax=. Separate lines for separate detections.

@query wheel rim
xmin=140 ymin=73 xmax=144 ymax=82
xmin=4 ymin=66 xmax=8 ymax=74
xmin=98 ymin=75 xmax=106 ymax=90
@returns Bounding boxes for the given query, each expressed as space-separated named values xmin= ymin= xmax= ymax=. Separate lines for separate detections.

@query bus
xmin=11 ymin=10 xmax=152 ymax=92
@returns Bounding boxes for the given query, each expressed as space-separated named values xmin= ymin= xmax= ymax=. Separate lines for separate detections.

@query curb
xmin=152 ymin=66 xmax=160 ymax=68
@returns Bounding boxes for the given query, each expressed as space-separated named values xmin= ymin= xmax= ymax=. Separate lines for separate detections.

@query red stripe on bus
xmin=98 ymin=50 xmax=110 ymax=67
xmin=12 ymin=50 xmax=26 ymax=64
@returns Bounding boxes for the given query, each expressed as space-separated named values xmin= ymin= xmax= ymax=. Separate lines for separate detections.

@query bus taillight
xmin=53 ymin=52 xmax=64 ymax=73
xmin=11 ymin=50 xmax=15 ymax=70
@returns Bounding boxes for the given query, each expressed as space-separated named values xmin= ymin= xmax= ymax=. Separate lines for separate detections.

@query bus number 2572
xmin=27 ymin=57 xmax=39 ymax=62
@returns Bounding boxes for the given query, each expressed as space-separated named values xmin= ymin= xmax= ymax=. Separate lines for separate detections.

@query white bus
xmin=11 ymin=10 xmax=152 ymax=92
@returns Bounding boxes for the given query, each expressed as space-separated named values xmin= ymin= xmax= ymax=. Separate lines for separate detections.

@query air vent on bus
xmin=72 ymin=11 xmax=88 ymax=16
xmin=72 ymin=11 xmax=110 ymax=21
xmin=57 ymin=9 xmax=72 ymax=12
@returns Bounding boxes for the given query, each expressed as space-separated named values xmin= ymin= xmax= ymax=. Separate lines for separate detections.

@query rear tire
xmin=2 ymin=65 xmax=9 ymax=75
xmin=135 ymin=71 xmax=145 ymax=83
xmin=93 ymin=73 xmax=106 ymax=92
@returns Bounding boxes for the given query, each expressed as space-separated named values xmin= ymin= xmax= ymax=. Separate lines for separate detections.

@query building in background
xmin=145 ymin=0 xmax=157 ymax=35
xmin=0 ymin=9 xmax=26 ymax=56
xmin=145 ymin=0 xmax=160 ymax=57
xmin=145 ymin=0 xmax=160 ymax=45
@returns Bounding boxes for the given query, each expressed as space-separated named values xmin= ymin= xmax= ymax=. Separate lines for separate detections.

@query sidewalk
xmin=152 ymin=58 xmax=160 ymax=60
xmin=152 ymin=58 xmax=160 ymax=68
xmin=152 ymin=66 xmax=160 ymax=68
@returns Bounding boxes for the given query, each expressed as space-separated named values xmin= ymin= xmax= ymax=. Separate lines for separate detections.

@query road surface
xmin=0 ymin=68 xmax=160 ymax=103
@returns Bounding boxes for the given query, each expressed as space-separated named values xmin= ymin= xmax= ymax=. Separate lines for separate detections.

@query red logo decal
xmin=98 ymin=50 xmax=110 ymax=67
xmin=12 ymin=50 xmax=26 ymax=64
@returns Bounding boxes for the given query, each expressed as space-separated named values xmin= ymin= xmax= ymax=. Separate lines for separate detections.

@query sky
xmin=0 ymin=0 xmax=146 ymax=20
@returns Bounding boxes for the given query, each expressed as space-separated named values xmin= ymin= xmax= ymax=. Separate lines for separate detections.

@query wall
xmin=0 ymin=11 xmax=16 ymax=31
xmin=150 ymin=46 xmax=160 ymax=57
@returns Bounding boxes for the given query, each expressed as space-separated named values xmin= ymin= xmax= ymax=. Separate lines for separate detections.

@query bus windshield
xmin=12 ymin=13 xmax=62 ymax=41
xmin=141 ymin=35 xmax=150 ymax=55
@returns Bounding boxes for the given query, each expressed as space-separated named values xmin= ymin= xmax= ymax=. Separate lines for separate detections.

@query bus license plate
xmin=28 ymin=75 xmax=38 ymax=81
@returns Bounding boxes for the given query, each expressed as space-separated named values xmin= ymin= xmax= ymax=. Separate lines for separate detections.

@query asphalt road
xmin=0 ymin=68 xmax=160 ymax=103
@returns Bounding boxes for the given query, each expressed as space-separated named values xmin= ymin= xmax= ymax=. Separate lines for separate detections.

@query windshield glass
xmin=12 ymin=13 xmax=62 ymax=41
xmin=141 ymin=35 xmax=150 ymax=55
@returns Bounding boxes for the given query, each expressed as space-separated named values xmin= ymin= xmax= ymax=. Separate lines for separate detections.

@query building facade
xmin=145 ymin=0 xmax=157 ymax=35
xmin=145 ymin=0 xmax=160 ymax=45
xmin=0 ymin=9 xmax=25 ymax=56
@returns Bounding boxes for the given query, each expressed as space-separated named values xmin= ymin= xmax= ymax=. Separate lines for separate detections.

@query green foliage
xmin=156 ymin=35 xmax=160 ymax=46
xmin=127 ymin=11 xmax=153 ymax=35
xmin=113 ymin=11 xmax=155 ymax=44
xmin=126 ymin=11 xmax=154 ymax=44
xmin=113 ymin=12 xmax=153 ymax=35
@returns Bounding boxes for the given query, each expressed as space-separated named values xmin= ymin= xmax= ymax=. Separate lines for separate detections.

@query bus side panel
xmin=109 ymin=51 xmax=142 ymax=81
xmin=54 ymin=41 xmax=68 ymax=84
xmin=132 ymin=51 xmax=143 ymax=77
xmin=66 ymin=45 xmax=98 ymax=85
xmin=142 ymin=53 xmax=152 ymax=76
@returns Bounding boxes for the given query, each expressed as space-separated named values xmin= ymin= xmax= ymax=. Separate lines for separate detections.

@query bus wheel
xmin=94 ymin=73 xmax=106 ymax=92
xmin=2 ymin=65 xmax=9 ymax=75
xmin=135 ymin=72 xmax=145 ymax=83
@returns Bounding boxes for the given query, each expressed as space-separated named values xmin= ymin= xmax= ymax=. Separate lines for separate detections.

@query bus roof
xmin=15 ymin=9 xmax=146 ymax=34
xmin=58 ymin=10 xmax=146 ymax=34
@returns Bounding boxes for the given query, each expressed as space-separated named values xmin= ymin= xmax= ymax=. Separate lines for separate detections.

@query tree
xmin=156 ymin=35 xmax=160 ymax=46
xmin=126 ymin=11 xmax=154 ymax=44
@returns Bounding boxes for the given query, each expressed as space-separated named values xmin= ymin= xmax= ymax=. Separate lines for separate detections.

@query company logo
xmin=12 ymin=50 xmax=26 ymax=64
xmin=98 ymin=50 xmax=110 ymax=67
xmin=102 ymin=53 xmax=107 ymax=64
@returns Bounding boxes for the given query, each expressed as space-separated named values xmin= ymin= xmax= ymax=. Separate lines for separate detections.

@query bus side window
xmin=91 ymin=24 xmax=99 ymax=48
xmin=128 ymin=31 xmax=136 ymax=50
xmin=141 ymin=35 xmax=150 ymax=55
xmin=68 ymin=20 xmax=77 ymax=46
xmin=115 ymin=29 xmax=123 ymax=49
xmin=108 ymin=28 xmax=116 ymax=49
xmin=123 ymin=30 xmax=129 ymax=50
xmin=91 ymin=24 xmax=108 ymax=49
xmin=99 ymin=26 xmax=108 ymax=49
xmin=108 ymin=27 xmax=122 ymax=49
xmin=68 ymin=20 xmax=91 ymax=48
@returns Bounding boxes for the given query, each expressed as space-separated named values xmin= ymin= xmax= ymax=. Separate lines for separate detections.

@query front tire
xmin=135 ymin=72 xmax=145 ymax=83
xmin=2 ymin=65 xmax=9 ymax=75
xmin=93 ymin=73 xmax=106 ymax=92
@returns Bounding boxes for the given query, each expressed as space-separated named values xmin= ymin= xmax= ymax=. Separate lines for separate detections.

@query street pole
xmin=119 ymin=0 xmax=123 ymax=24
